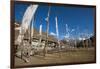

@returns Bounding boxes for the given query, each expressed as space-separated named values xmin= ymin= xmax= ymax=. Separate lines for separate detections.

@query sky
xmin=14 ymin=2 xmax=95 ymax=40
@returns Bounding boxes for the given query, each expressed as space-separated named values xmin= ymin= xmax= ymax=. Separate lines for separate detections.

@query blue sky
xmin=14 ymin=2 xmax=95 ymax=40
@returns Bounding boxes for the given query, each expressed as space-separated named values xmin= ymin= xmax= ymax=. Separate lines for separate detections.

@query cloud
xmin=89 ymin=33 xmax=93 ymax=37
xmin=78 ymin=37 xmax=86 ymax=40
xmin=50 ymin=32 xmax=56 ymax=36
xmin=64 ymin=34 xmax=70 ymax=38
xmin=66 ymin=24 xmax=69 ymax=32
xmin=71 ymin=29 xmax=75 ymax=32
xmin=79 ymin=37 xmax=82 ymax=40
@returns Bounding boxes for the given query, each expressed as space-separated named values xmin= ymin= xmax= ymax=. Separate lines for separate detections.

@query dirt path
xmin=15 ymin=48 xmax=95 ymax=67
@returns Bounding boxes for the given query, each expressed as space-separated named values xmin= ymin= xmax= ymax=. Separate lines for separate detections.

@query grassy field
xmin=15 ymin=47 xmax=95 ymax=67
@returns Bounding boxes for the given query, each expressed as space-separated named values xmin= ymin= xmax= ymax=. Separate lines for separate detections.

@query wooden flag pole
xmin=43 ymin=6 xmax=51 ymax=56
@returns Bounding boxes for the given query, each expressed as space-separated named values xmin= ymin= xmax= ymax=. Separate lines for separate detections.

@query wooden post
xmin=43 ymin=6 xmax=50 ymax=56
xmin=31 ymin=17 xmax=35 ymax=41
xmin=39 ymin=24 xmax=42 ymax=44
xmin=55 ymin=16 xmax=61 ymax=57
xmin=29 ymin=22 xmax=32 ymax=44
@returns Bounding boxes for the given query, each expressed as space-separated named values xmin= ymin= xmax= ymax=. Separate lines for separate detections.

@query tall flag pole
xmin=31 ymin=17 xmax=34 ymax=38
xmin=55 ymin=16 xmax=61 ymax=57
xmin=43 ymin=5 xmax=51 ymax=56
xmin=39 ymin=24 xmax=42 ymax=46
xmin=55 ymin=17 xmax=59 ymax=40
xmin=39 ymin=24 xmax=42 ymax=36
xmin=86 ymin=18 xmax=89 ymax=48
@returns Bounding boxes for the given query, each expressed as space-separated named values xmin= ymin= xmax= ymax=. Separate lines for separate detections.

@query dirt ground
xmin=15 ymin=48 xmax=95 ymax=67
